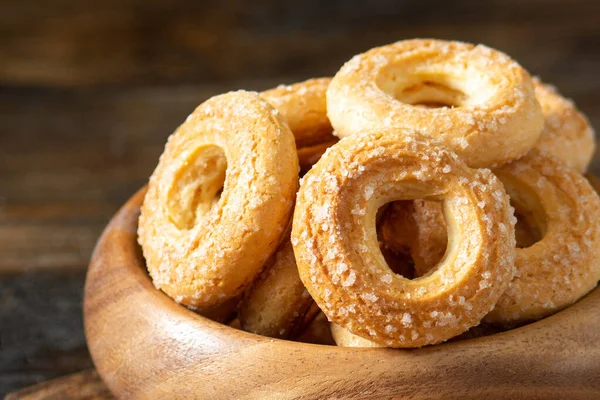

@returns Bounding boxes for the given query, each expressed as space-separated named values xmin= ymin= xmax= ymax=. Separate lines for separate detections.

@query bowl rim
xmin=83 ymin=187 xmax=600 ymax=399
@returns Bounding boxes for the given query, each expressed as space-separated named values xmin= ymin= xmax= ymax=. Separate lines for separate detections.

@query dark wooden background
xmin=1 ymin=0 xmax=599 ymax=395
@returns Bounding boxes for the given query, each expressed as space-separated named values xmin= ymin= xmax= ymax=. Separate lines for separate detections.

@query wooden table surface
xmin=1 ymin=0 xmax=599 ymax=397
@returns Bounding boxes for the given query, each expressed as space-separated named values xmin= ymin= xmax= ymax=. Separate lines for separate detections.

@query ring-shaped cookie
xmin=327 ymin=39 xmax=544 ymax=167
xmin=138 ymin=91 xmax=299 ymax=311
xmin=238 ymin=237 xmax=315 ymax=339
xmin=379 ymin=159 xmax=600 ymax=326
xmin=292 ymin=129 xmax=516 ymax=347
xmin=330 ymin=323 xmax=384 ymax=348
xmin=485 ymin=153 xmax=600 ymax=325
xmin=237 ymin=79 xmax=338 ymax=336
xmin=262 ymin=78 xmax=335 ymax=148
xmin=532 ymin=78 xmax=595 ymax=172
xmin=331 ymin=320 xmax=502 ymax=348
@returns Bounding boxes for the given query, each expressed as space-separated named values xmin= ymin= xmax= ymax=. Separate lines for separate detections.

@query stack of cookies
xmin=138 ymin=39 xmax=599 ymax=348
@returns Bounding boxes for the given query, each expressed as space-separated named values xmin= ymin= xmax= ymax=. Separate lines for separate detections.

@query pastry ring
xmin=238 ymin=235 xmax=316 ymax=339
xmin=292 ymin=129 xmax=516 ymax=347
xmin=262 ymin=78 xmax=335 ymax=149
xmin=238 ymin=79 xmax=339 ymax=337
xmin=485 ymin=153 xmax=600 ymax=325
xmin=327 ymin=39 xmax=544 ymax=167
xmin=138 ymin=91 xmax=299 ymax=311
xmin=330 ymin=323 xmax=384 ymax=348
xmin=379 ymin=155 xmax=600 ymax=326
xmin=532 ymin=78 xmax=595 ymax=172
xmin=262 ymin=78 xmax=338 ymax=174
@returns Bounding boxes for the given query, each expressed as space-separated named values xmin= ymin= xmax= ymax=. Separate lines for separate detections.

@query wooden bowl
xmin=84 ymin=187 xmax=600 ymax=399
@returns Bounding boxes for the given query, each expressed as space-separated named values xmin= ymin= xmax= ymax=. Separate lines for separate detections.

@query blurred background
xmin=1 ymin=0 xmax=599 ymax=395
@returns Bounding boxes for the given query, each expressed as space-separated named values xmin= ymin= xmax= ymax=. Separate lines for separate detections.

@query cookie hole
xmin=497 ymin=174 xmax=548 ymax=249
xmin=377 ymin=199 xmax=448 ymax=279
xmin=395 ymin=81 xmax=466 ymax=108
xmin=513 ymin=203 xmax=544 ymax=249
xmin=167 ymin=145 xmax=227 ymax=230
xmin=379 ymin=242 xmax=416 ymax=279
xmin=213 ymin=187 xmax=224 ymax=208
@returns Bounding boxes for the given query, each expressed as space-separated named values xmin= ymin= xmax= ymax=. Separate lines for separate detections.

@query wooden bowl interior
xmin=84 ymin=187 xmax=600 ymax=399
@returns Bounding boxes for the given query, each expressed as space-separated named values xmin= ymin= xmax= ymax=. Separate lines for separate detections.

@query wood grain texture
xmin=0 ymin=81 xmax=280 ymax=274
xmin=83 ymin=188 xmax=600 ymax=400
xmin=0 ymin=271 xmax=94 ymax=395
xmin=5 ymin=370 xmax=112 ymax=400
xmin=2 ymin=0 xmax=600 ymax=89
